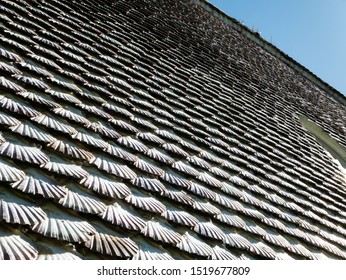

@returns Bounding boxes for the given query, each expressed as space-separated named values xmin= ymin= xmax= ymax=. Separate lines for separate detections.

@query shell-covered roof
xmin=0 ymin=0 xmax=346 ymax=260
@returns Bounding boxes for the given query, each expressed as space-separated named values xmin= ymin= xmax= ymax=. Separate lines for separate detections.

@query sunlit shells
xmin=132 ymin=248 xmax=174 ymax=260
xmin=71 ymin=132 xmax=108 ymax=149
xmin=58 ymin=189 xmax=106 ymax=214
xmin=225 ymin=233 xmax=252 ymax=250
xmin=247 ymin=184 xmax=268 ymax=196
xmin=221 ymin=183 xmax=243 ymax=198
xmin=209 ymin=167 xmax=231 ymax=180
xmin=210 ymin=245 xmax=238 ymax=260
xmin=0 ymin=160 xmax=25 ymax=182
xmin=10 ymin=122 xmax=57 ymax=143
xmin=229 ymin=176 xmax=250 ymax=188
xmin=53 ymin=108 xmax=90 ymax=126
xmin=172 ymin=161 xmax=200 ymax=177
xmin=199 ymin=151 xmax=223 ymax=164
xmin=240 ymin=192 xmax=263 ymax=208
xmin=264 ymin=233 xmax=291 ymax=249
xmin=133 ymin=117 xmax=159 ymax=131
xmin=110 ymin=119 xmax=139 ymax=134
xmin=0 ymin=95 xmax=40 ymax=117
xmin=195 ymin=201 xmax=221 ymax=215
xmin=19 ymin=62 xmax=53 ymax=78
xmin=0 ymin=142 xmax=49 ymax=165
xmin=90 ymin=157 xmax=136 ymax=180
xmin=163 ymin=189 xmax=195 ymax=205
xmin=0 ymin=47 xmax=23 ymax=62
xmin=133 ymin=158 xmax=164 ymax=176
xmin=0 ymin=233 xmax=37 ymax=260
xmin=90 ymin=123 xmax=121 ymax=140
xmin=117 ymin=136 xmax=149 ymax=153
xmin=160 ymin=172 xmax=191 ymax=188
xmin=145 ymin=148 xmax=175 ymax=165
xmin=84 ymin=232 xmax=138 ymax=258
xmin=133 ymin=177 xmax=166 ymax=193
xmin=0 ymin=77 xmax=24 ymax=92
xmin=244 ymin=224 xmax=267 ymax=236
xmin=176 ymin=232 xmax=212 ymax=256
xmin=16 ymin=91 xmax=59 ymax=108
xmin=11 ymin=176 xmax=66 ymax=199
xmin=42 ymin=161 xmax=89 ymax=179
xmin=31 ymin=114 xmax=78 ymax=135
xmin=262 ymin=202 xmax=283 ymax=216
xmin=104 ymin=145 xmax=138 ymax=162
xmin=156 ymin=130 xmax=182 ymax=142
xmin=0 ymin=36 xmax=32 ymax=54
xmin=78 ymin=104 xmax=112 ymax=119
xmin=13 ymin=74 xmax=49 ymax=90
xmin=162 ymin=143 xmax=189 ymax=158
xmin=155 ymin=118 xmax=175 ymax=128
xmin=103 ymin=103 xmax=134 ymax=119
xmin=250 ymin=242 xmax=277 ymax=259
xmin=284 ymin=201 xmax=305 ymax=214
xmin=47 ymin=90 xmax=82 ymax=104
xmin=80 ymin=175 xmax=131 ymax=199
xmin=48 ymin=140 xmax=93 ymax=161
xmin=61 ymin=49 xmax=86 ymax=63
xmin=138 ymin=132 xmax=165 ymax=145
xmin=215 ymin=213 xmax=246 ymax=228
xmin=0 ymin=62 xmax=22 ymax=75
xmin=214 ymin=194 xmax=245 ymax=212
xmin=0 ymin=0 xmax=344 ymax=262
xmin=0 ymin=199 xmax=47 ymax=225
xmin=162 ymin=209 xmax=199 ymax=227
xmin=197 ymin=172 xmax=223 ymax=189
xmin=275 ymin=252 xmax=296 ymax=260
xmin=187 ymin=155 xmax=212 ymax=169
xmin=321 ymin=241 xmax=346 ymax=259
xmin=188 ymin=183 xmax=216 ymax=200
xmin=32 ymin=37 xmax=62 ymax=52
xmin=32 ymin=216 xmax=96 ymax=243
xmin=193 ymin=222 xmax=226 ymax=241
xmin=48 ymin=77 xmax=83 ymax=93
xmin=0 ymin=112 xmax=20 ymax=127
xmin=179 ymin=139 xmax=203 ymax=153
xmin=100 ymin=204 xmax=146 ymax=231
xmin=289 ymin=243 xmax=317 ymax=259
xmin=141 ymin=221 xmax=182 ymax=245
xmin=125 ymin=194 xmax=166 ymax=214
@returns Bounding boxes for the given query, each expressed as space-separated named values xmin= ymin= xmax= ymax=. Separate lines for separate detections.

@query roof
xmin=0 ymin=0 xmax=346 ymax=260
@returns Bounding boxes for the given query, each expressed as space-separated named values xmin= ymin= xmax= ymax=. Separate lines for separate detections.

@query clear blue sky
xmin=207 ymin=0 xmax=346 ymax=95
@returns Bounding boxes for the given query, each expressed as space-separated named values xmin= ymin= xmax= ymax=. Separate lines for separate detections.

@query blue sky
xmin=207 ymin=0 xmax=346 ymax=95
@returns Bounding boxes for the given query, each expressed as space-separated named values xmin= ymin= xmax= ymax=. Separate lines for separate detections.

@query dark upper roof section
xmin=195 ymin=0 xmax=346 ymax=105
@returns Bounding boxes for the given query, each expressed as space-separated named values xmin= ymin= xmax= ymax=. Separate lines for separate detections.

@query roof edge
xmin=192 ymin=0 xmax=346 ymax=105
